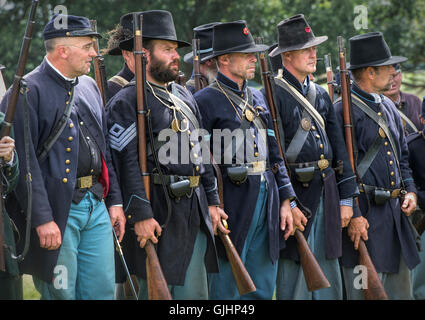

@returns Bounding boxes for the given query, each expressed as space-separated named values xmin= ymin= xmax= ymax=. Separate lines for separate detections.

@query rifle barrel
xmin=133 ymin=13 xmax=171 ymax=300
xmin=337 ymin=36 xmax=388 ymax=300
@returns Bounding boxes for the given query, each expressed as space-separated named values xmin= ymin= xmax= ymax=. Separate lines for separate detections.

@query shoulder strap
xmin=274 ymin=71 xmax=325 ymax=131
xmin=109 ymin=75 xmax=129 ymax=88
xmin=209 ymin=82 xmax=268 ymax=163
xmin=351 ymin=94 xmax=405 ymax=183
xmin=396 ymin=108 xmax=418 ymax=133
xmin=36 ymin=90 xmax=75 ymax=163
xmin=285 ymin=111 xmax=312 ymax=162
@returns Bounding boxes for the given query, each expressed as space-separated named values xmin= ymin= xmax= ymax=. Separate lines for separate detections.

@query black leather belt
xmin=75 ymin=175 xmax=98 ymax=189
xmin=287 ymin=159 xmax=330 ymax=171
xmin=360 ymin=184 xmax=402 ymax=198
xmin=151 ymin=173 xmax=200 ymax=188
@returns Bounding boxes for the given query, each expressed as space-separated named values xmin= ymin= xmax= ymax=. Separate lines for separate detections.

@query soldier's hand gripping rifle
xmin=133 ymin=13 xmax=172 ymax=300
xmin=90 ymin=20 xmax=108 ymax=106
xmin=324 ymin=54 xmax=335 ymax=102
xmin=191 ymin=40 xmax=256 ymax=295
xmin=0 ymin=0 xmax=39 ymax=272
xmin=257 ymin=37 xmax=330 ymax=292
xmin=337 ymin=36 xmax=388 ymax=300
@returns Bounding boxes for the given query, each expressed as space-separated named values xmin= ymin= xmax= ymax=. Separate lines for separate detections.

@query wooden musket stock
xmin=257 ymin=37 xmax=330 ymax=291
xmin=133 ymin=14 xmax=172 ymax=300
xmin=337 ymin=36 xmax=388 ymax=300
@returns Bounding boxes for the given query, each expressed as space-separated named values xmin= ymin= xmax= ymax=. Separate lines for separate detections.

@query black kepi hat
xmin=184 ymin=22 xmax=221 ymax=64
xmin=203 ymin=20 xmax=269 ymax=60
xmin=119 ymin=10 xmax=190 ymax=51
xmin=43 ymin=14 xmax=101 ymax=41
xmin=269 ymin=14 xmax=327 ymax=57
xmin=347 ymin=32 xmax=407 ymax=70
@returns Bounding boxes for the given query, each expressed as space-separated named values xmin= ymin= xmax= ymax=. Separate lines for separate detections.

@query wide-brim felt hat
xmin=184 ymin=22 xmax=221 ymax=64
xmin=347 ymin=32 xmax=407 ymax=70
xmin=43 ymin=14 xmax=102 ymax=41
xmin=119 ymin=10 xmax=190 ymax=51
xmin=202 ymin=20 xmax=269 ymax=60
xmin=269 ymin=14 xmax=327 ymax=57
xmin=267 ymin=43 xmax=283 ymax=74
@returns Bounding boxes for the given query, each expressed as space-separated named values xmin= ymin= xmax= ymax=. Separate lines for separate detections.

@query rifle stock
xmin=213 ymin=155 xmax=256 ymax=295
xmin=133 ymin=13 xmax=172 ymax=300
xmin=257 ymin=37 xmax=330 ymax=292
xmin=337 ymin=36 xmax=388 ymax=300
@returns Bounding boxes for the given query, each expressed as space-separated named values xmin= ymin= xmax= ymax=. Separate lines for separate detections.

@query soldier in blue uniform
xmin=383 ymin=63 xmax=423 ymax=135
xmin=0 ymin=14 xmax=125 ymax=300
xmin=194 ymin=20 xmax=296 ymax=300
xmin=0 ymin=129 xmax=21 ymax=299
xmin=103 ymin=13 xmax=137 ymax=102
xmin=267 ymin=14 xmax=358 ymax=300
xmin=407 ymin=103 xmax=425 ymax=299
xmin=183 ymin=22 xmax=220 ymax=94
xmin=334 ymin=32 xmax=419 ymax=300
xmin=103 ymin=12 xmax=142 ymax=300
xmin=106 ymin=10 xmax=225 ymax=300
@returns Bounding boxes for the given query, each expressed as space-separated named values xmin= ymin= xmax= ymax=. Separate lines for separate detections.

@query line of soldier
xmin=0 ymin=9 xmax=424 ymax=301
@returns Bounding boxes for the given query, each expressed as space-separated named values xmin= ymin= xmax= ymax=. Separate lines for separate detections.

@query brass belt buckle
xmin=79 ymin=175 xmax=93 ymax=189
xmin=318 ymin=159 xmax=329 ymax=170
xmin=391 ymin=188 xmax=400 ymax=198
xmin=252 ymin=161 xmax=266 ymax=173
xmin=189 ymin=176 xmax=200 ymax=188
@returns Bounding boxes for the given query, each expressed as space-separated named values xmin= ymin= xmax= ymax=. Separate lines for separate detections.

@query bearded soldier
xmin=106 ymin=10 xmax=226 ymax=300
xmin=183 ymin=22 xmax=220 ymax=94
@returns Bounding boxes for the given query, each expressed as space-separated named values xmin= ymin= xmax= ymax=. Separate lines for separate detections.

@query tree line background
xmin=1 ymin=0 xmax=425 ymax=94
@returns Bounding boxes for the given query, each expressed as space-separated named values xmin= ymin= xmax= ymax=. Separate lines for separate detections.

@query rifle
xmin=191 ymin=39 xmax=256 ymax=295
xmin=337 ymin=36 xmax=388 ymax=300
xmin=133 ymin=13 xmax=172 ymax=300
xmin=0 ymin=0 xmax=39 ymax=271
xmin=257 ymin=37 xmax=330 ymax=292
xmin=90 ymin=20 xmax=108 ymax=106
xmin=324 ymin=54 xmax=334 ymax=102
xmin=175 ymin=71 xmax=186 ymax=86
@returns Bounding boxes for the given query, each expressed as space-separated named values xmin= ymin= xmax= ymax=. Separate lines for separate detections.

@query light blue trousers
xmin=137 ymin=229 xmax=208 ymax=300
xmin=33 ymin=192 xmax=115 ymax=300
xmin=343 ymin=255 xmax=413 ymax=300
xmin=276 ymin=197 xmax=343 ymax=300
xmin=209 ymin=180 xmax=277 ymax=300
